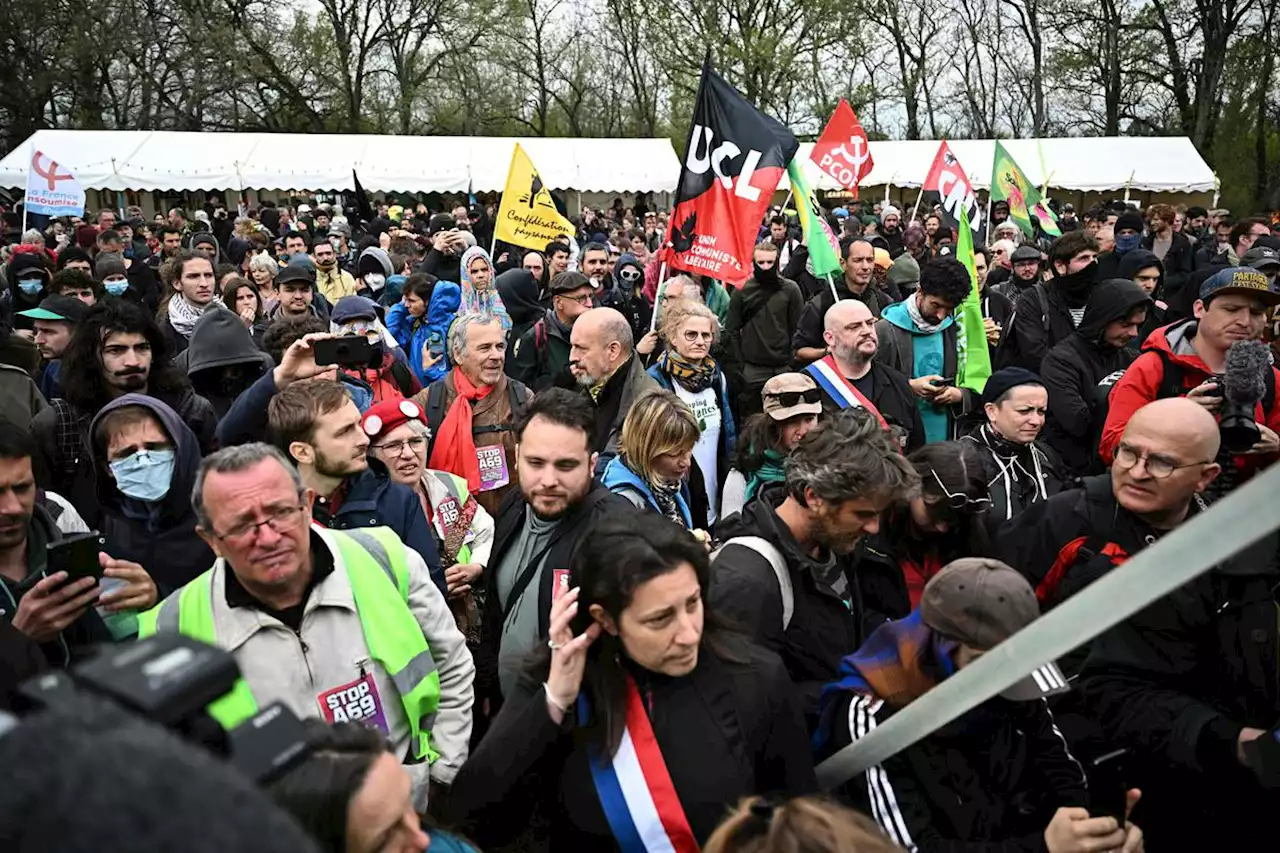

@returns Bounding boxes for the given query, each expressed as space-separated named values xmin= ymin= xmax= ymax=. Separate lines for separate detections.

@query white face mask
xmin=365 ymin=273 xmax=386 ymax=292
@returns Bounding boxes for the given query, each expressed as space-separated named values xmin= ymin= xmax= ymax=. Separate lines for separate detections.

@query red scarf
xmin=427 ymin=369 xmax=495 ymax=491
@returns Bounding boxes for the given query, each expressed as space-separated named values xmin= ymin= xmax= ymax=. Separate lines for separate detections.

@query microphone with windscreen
xmin=1219 ymin=340 xmax=1271 ymax=453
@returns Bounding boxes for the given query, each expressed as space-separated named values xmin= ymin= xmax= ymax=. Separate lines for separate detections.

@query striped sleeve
xmin=849 ymin=695 xmax=919 ymax=853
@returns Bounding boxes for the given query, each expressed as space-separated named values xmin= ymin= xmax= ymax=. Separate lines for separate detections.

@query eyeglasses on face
xmin=557 ymin=292 xmax=592 ymax=306
xmin=373 ymin=436 xmax=428 ymax=457
xmin=213 ymin=502 xmax=307 ymax=543
xmin=1113 ymin=443 xmax=1209 ymax=479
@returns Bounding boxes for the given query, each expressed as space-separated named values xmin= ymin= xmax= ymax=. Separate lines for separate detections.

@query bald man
xmin=807 ymin=299 xmax=923 ymax=450
xmin=568 ymin=307 xmax=657 ymax=461
xmin=1079 ymin=396 xmax=1280 ymax=850
xmin=998 ymin=397 xmax=1221 ymax=611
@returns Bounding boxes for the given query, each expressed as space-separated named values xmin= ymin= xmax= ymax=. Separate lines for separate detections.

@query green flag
xmin=956 ymin=205 xmax=992 ymax=394
xmin=787 ymin=159 xmax=842 ymax=278
xmin=990 ymin=141 xmax=1045 ymax=238
xmin=1031 ymin=201 xmax=1061 ymax=237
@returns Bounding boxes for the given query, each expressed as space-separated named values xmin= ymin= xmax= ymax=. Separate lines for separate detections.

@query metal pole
xmin=826 ymin=273 xmax=839 ymax=302
xmin=649 ymin=262 xmax=668 ymax=332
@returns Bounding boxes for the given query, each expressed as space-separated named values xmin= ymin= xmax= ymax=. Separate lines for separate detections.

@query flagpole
xmin=649 ymin=263 xmax=668 ymax=332
xmin=909 ymin=184 xmax=926 ymax=224
xmin=984 ymin=194 xmax=993 ymax=245
xmin=21 ymin=144 xmax=31 ymax=235
xmin=825 ymin=273 xmax=839 ymax=302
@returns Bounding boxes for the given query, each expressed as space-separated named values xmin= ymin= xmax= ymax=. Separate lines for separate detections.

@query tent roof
xmin=783 ymin=136 xmax=1215 ymax=194
xmin=0 ymin=130 xmax=681 ymax=194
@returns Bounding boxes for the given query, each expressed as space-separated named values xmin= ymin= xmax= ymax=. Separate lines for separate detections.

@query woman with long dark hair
xmin=720 ymin=373 xmax=822 ymax=518
xmin=446 ymin=513 xmax=815 ymax=850
xmin=856 ymin=441 xmax=994 ymax=635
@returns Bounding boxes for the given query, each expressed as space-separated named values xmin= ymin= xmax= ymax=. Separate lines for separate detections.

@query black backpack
xmin=423 ymin=379 xmax=531 ymax=458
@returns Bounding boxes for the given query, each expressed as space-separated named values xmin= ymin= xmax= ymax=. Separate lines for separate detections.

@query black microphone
xmin=1219 ymin=340 xmax=1271 ymax=453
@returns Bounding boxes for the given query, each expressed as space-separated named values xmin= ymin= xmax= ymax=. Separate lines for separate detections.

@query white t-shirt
xmin=673 ymin=384 xmax=722 ymax=523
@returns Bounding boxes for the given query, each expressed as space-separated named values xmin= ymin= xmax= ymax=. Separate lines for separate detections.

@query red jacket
xmin=1100 ymin=319 xmax=1280 ymax=480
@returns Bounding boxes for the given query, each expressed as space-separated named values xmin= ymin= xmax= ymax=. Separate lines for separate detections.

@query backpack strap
xmin=714 ymin=535 xmax=793 ymax=630
xmin=50 ymin=399 xmax=86 ymax=480
xmin=508 ymin=379 xmax=530 ymax=415
xmin=424 ymin=381 xmax=447 ymax=454
xmin=1034 ymin=283 xmax=1051 ymax=333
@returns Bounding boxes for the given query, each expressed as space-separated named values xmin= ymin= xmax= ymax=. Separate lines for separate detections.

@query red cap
xmin=361 ymin=398 xmax=428 ymax=438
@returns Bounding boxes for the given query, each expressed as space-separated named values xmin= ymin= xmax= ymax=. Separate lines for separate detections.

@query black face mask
xmin=753 ymin=263 xmax=779 ymax=286
xmin=1056 ymin=259 xmax=1098 ymax=300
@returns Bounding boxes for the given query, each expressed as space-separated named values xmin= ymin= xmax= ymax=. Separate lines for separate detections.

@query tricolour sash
xmin=806 ymin=355 xmax=889 ymax=429
xmin=580 ymin=675 xmax=700 ymax=853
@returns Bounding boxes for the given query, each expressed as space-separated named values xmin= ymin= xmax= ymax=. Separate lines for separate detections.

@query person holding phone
xmin=874 ymin=257 xmax=978 ymax=443
xmin=0 ymin=421 xmax=156 ymax=667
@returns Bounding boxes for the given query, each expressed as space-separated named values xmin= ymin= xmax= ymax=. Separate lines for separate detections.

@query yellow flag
xmin=493 ymin=144 xmax=575 ymax=250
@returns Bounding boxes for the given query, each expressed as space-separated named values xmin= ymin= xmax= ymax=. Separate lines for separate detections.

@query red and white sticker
xmin=317 ymin=672 xmax=390 ymax=736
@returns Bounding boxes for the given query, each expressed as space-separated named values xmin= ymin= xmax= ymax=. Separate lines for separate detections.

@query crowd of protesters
xmin=1 ymin=186 xmax=1278 ymax=853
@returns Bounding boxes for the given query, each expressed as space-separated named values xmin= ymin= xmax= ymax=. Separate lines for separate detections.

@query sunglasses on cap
xmin=767 ymin=388 xmax=821 ymax=408
xmin=928 ymin=469 xmax=991 ymax=514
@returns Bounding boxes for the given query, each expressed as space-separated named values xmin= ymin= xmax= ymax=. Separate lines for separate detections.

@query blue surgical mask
xmin=18 ymin=279 xmax=43 ymax=296
xmin=104 ymin=280 xmax=130 ymax=296
xmin=1115 ymin=233 xmax=1141 ymax=254
xmin=109 ymin=448 xmax=175 ymax=502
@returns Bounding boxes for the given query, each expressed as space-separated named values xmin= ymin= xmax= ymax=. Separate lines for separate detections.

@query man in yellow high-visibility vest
xmin=138 ymin=442 xmax=474 ymax=810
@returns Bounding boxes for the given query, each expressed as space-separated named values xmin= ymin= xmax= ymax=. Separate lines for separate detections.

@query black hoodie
xmin=1115 ymin=248 xmax=1169 ymax=347
xmin=88 ymin=393 xmax=215 ymax=597
xmin=175 ymin=309 xmax=274 ymax=418
xmin=1039 ymin=279 xmax=1153 ymax=475
xmin=494 ymin=268 xmax=542 ymax=346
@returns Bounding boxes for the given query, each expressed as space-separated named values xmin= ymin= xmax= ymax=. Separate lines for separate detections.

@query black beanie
xmin=1115 ymin=210 xmax=1145 ymax=235
xmin=55 ymin=246 xmax=92 ymax=271
xmin=982 ymin=367 xmax=1045 ymax=406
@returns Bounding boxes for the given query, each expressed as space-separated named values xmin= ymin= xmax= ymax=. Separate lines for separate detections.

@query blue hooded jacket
xmin=386 ymin=281 xmax=461 ymax=385
xmin=600 ymin=456 xmax=693 ymax=528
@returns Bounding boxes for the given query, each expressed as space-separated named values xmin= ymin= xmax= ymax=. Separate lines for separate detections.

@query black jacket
xmin=814 ymin=360 xmax=925 ymax=452
xmin=1039 ymin=279 xmax=1151 ymax=475
xmin=710 ymin=490 xmax=863 ymax=722
xmin=510 ymin=309 xmax=573 ymax=392
xmin=827 ymin=688 xmax=1088 ymax=852
xmin=961 ymin=424 xmax=1065 ymax=523
xmin=88 ymin=394 xmax=215 ymax=598
xmin=1000 ymin=280 xmax=1081 ymax=372
xmin=723 ymin=274 xmax=804 ymax=377
xmin=1078 ymin=529 xmax=1280 ymax=849
xmin=792 ymin=280 xmax=884 ymax=362
xmin=1114 ymin=250 xmax=1169 ymax=350
xmin=1140 ymin=229 xmax=1194 ymax=305
xmin=477 ymin=482 xmax=634 ymax=703
xmin=449 ymin=635 xmax=816 ymax=850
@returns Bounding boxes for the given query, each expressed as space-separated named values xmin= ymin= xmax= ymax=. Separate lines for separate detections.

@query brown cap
xmin=549 ymin=270 xmax=591 ymax=295
xmin=921 ymin=558 xmax=1069 ymax=701
xmin=762 ymin=373 xmax=822 ymax=421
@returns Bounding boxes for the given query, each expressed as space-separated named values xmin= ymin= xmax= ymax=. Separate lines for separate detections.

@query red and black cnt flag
xmin=663 ymin=58 xmax=799 ymax=285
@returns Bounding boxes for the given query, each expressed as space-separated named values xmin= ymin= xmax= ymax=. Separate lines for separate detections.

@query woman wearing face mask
xmin=721 ymin=373 xmax=822 ymax=518
xmin=445 ymin=513 xmax=816 ymax=849
xmin=4 ymin=252 xmax=52 ymax=331
xmin=361 ymin=397 xmax=492 ymax=638
xmin=647 ymin=298 xmax=736 ymax=524
xmin=87 ymin=395 xmax=213 ymax=601
xmin=856 ymin=441 xmax=993 ymax=636
xmin=601 ymin=389 xmax=703 ymax=531
xmin=269 ymin=721 xmax=479 ymax=853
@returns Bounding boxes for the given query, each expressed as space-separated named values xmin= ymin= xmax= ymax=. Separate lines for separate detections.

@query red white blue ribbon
xmin=806 ymin=355 xmax=888 ymax=429
xmin=580 ymin=675 xmax=700 ymax=853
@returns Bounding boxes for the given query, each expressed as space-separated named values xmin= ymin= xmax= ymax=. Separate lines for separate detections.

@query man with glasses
xmin=266 ymin=378 xmax=446 ymax=594
xmin=139 ymin=441 xmax=474 ymax=812
xmin=511 ymin=271 xmax=594 ymax=391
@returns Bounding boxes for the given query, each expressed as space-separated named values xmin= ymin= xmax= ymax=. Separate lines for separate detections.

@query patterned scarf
xmin=459 ymin=246 xmax=511 ymax=331
xmin=813 ymin=610 xmax=958 ymax=753
xmin=744 ymin=448 xmax=786 ymax=502
xmin=648 ymin=476 xmax=688 ymax=528
xmin=656 ymin=349 xmax=718 ymax=393
xmin=167 ymin=293 xmax=218 ymax=338
xmin=904 ymin=292 xmax=946 ymax=335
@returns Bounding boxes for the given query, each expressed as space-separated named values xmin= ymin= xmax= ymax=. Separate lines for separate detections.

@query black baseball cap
xmin=18 ymin=294 xmax=90 ymax=323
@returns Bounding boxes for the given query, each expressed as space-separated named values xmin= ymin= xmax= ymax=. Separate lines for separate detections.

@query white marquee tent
xmin=782 ymin=136 xmax=1215 ymax=194
xmin=0 ymin=130 xmax=682 ymax=195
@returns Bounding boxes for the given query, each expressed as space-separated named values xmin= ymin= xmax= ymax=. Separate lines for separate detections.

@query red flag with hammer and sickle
xmin=809 ymin=100 xmax=874 ymax=193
